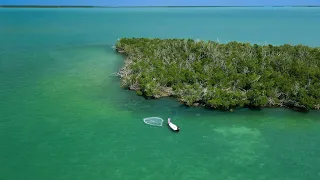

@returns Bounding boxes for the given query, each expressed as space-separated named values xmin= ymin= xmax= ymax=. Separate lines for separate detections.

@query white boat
xmin=168 ymin=118 xmax=180 ymax=132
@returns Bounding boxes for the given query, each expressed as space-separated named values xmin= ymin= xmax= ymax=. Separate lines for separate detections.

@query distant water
xmin=1 ymin=7 xmax=320 ymax=180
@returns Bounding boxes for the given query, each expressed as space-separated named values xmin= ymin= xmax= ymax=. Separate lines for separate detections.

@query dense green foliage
xmin=115 ymin=38 xmax=320 ymax=110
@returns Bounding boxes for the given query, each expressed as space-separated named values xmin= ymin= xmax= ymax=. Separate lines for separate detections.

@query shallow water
xmin=1 ymin=7 xmax=320 ymax=180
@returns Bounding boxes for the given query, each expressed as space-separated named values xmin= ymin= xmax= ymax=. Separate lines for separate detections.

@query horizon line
xmin=1 ymin=5 xmax=320 ymax=8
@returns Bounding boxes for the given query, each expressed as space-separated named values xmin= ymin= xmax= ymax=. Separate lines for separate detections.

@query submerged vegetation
xmin=115 ymin=38 xmax=320 ymax=111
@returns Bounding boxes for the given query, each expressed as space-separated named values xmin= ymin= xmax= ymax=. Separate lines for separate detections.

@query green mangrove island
xmin=115 ymin=38 xmax=320 ymax=111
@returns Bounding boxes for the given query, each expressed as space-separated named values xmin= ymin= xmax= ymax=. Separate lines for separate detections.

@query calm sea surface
xmin=1 ymin=7 xmax=320 ymax=180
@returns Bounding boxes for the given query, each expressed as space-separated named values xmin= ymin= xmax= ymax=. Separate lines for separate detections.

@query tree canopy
xmin=115 ymin=38 xmax=320 ymax=111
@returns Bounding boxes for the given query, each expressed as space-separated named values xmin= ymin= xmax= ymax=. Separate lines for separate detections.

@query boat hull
xmin=168 ymin=122 xmax=179 ymax=132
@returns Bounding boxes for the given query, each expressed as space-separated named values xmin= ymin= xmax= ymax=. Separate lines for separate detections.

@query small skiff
xmin=168 ymin=118 xmax=180 ymax=132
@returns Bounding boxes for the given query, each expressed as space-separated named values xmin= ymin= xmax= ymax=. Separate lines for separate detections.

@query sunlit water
xmin=1 ymin=7 xmax=320 ymax=180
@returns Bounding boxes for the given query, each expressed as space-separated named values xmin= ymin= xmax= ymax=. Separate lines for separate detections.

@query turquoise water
xmin=1 ymin=7 xmax=320 ymax=180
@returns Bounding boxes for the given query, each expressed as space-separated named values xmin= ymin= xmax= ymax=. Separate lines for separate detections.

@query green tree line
xmin=115 ymin=38 xmax=320 ymax=111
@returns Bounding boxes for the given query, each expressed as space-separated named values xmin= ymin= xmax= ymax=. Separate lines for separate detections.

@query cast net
xmin=143 ymin=117 xmax=164 ymax=127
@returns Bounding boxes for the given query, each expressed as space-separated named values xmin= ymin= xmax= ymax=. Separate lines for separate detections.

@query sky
xmin=1 ymin=0 xmax=320 ymax=6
